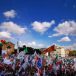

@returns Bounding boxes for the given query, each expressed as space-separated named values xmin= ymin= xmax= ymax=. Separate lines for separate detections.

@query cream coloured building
xmin=49 ymin=46 xmax=66 ymax=57
xmin=42 ymin=45 xmax=67 ymax=57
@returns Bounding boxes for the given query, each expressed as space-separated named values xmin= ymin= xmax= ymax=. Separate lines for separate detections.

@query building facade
xmin=2 ymin=42 xmax=15 ymax=54
xmin=42 ymin=45 xmax=67 ymax=57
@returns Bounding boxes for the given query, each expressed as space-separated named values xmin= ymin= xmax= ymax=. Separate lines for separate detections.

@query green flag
xmin=56 ymin=54 xmax=58 ymax=59
xmin=24 ymin=47 xmax=28 ymax=53
xmin=0 ymin=56 xmax=2 ymax=60
xmin=0 ymin=43 xmax=3 ymax=47
xmin=53 ymin=54 xmax=58 ymax=64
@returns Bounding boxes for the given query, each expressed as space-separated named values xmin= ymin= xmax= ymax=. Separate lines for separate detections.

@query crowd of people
xmin=0 ymin=51 xmax=76 ymax=76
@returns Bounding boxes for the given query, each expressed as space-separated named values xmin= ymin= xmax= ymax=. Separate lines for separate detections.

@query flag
xmin=37 ymin=58 xmax=42 ymax=69
xmin=32 ymin=58 xmax=35 ymax=66
xmin=53 ymin=64 xmax=57 ymax=75
xmin=12 ymin=58 xmax=16 ymax=70
xmin=56 ymin=60 xmax=62 ymax=65
xmin=33 ymin=51 xmax=37 ymax=56
xmin=0 ymin=40 xmax=6 ymax=44
xmin=35 ymin=55 xmax=39 ymax=62
xmin=36 ymin=68 xmax=41 ymax=76
xmin=42 ymin=59 xmax=46 ymax=66
xmin=53 ymin=54 xmax=58 ymax=64
xmin=3 ymin=58 xmax=12 ymax=64
xmin=43 ymin=68 xmax=46 ymax=76
xmin=56 ymin=54 xmax=58 ymax=59
xmin=0 ymin=43 xmax=3 ymax=47
xmin=24 ymin=55 xmax=29 ymax=63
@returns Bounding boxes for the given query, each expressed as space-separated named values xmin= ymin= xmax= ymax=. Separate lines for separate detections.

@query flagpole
xmin=17 ymin=41 xmax=19 ymax=54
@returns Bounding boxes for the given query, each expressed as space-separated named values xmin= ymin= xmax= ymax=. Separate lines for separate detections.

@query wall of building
xmin=2 ymin=42 xmax=14 ymax=54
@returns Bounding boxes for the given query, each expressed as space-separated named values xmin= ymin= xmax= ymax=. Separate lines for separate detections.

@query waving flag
xmin=0 ymin=40 xmax=6 ymax=43
xmin=0 ymin=42 xmax=3 ymax=47
xmin=37 ymin=58 xmax=42 ymax=69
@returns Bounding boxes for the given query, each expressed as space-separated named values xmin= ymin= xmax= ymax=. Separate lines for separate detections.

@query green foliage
xmin=69 ymin=51 xmax=76 ymax=56
xmin=7 ymin=46 xmax=11 ymax=49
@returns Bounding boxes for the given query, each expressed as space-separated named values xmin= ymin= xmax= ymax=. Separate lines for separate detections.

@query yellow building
xmin=2 ymin=42 xmax=15 ymax=54
xmin=42 ymin=45 xmax=68 ymax=57
xmin=55 ymin=46 xmax=66 ymax=57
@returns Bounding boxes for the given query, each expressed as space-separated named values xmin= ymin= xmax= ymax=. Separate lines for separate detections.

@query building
xmin=55 ymin=46 xmax=66 ymax=57
xmin=42 ymin=45 xmax=67 ymax=57
xmin=2 ymin=42 xmax=15 ymax=54
xmin=42 ymin=45 xmax=56 ymax=56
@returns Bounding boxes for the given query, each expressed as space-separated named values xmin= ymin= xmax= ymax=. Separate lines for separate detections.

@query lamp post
xmin=17 ymin=41 xmax=19 ymax=54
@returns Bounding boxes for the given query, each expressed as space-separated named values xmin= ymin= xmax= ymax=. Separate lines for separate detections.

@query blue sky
xmin=0 ymin=0 xmax=76 ymax=49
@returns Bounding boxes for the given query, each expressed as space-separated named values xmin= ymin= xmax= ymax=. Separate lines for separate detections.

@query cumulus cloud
xmin=70 ymin=43 xmax=76 ymax=50
xmin=64 ymin=43 xmax=76 ymax=50
xmin=18 ymin=41 xmax=45 ymax=48
xmin=26 ymin=41 xmax=45 ymax=48
xmin=0 ymin=21 xmax=27 ymax=35
xmin=28 ymin=41 xmax=36 ymax=46
xmin=52 ymin=21 xmax=76 ymax=36
xmin=58 ymin=36 xmax=71 ymax=42
xmin=0 ymin=31 xmax=12 ymax=39
xmin=3 ymin=10 xmax=16 ymax=18
xmin=48 ymin=35 xmax=52 ymax=38
xmin=32 ymin=20 xmax=55 ymax=33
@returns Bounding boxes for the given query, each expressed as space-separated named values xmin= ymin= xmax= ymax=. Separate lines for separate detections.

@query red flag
xmin=35 ymin=56 xmax=39 ymax=62
xmin=48 ymin=64 xmax=53 ymax=72
xmin=56 ymin=60 xmax=62 ymax=65
xmin=1 ymin=40 xmax=6 ymax=43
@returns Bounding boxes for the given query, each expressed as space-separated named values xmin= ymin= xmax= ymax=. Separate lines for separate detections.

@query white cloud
xmin=0 ymin=21 xmax=27 ymax=35
xmin=48 ymin=33 xmax=61 ymax=38
xmin=37 ymin=44 xmax=44 ymax=47
xmin=70 ymin=43 xmax=76 ymax=50
xmin=58 ymin=36 xmax=71 ymax=42
xmin=48 ymin=35 xmax=52 ymax=38
xmin=64 ymin=43 xmax=76 ymax=50
xmin=18 ymin=41 xmax=45 ymax=48
xmin=28 ymin=41 xmax=36 ymax=46
xmin=0 ymin=31 xmax=12 ymax=39
xmin=52 ymin=21 xmax=76 ymax=36
xmin=27 ymin=41 xmax=45 ymax=48
xmin=32 ymin=20 xmax=55 ymax=33
xmin=3 ymin=10 xmax=16 ymax=18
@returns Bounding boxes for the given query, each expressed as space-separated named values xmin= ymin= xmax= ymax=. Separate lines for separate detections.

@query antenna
xmin=17 ymin=38 xmax=20 ymax=54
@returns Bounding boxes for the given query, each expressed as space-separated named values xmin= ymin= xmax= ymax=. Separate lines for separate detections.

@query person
xmin=34 ymin=70 xmax=40 ymax=76
xmin=74 ymin=62 xmax=76 ymax=76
